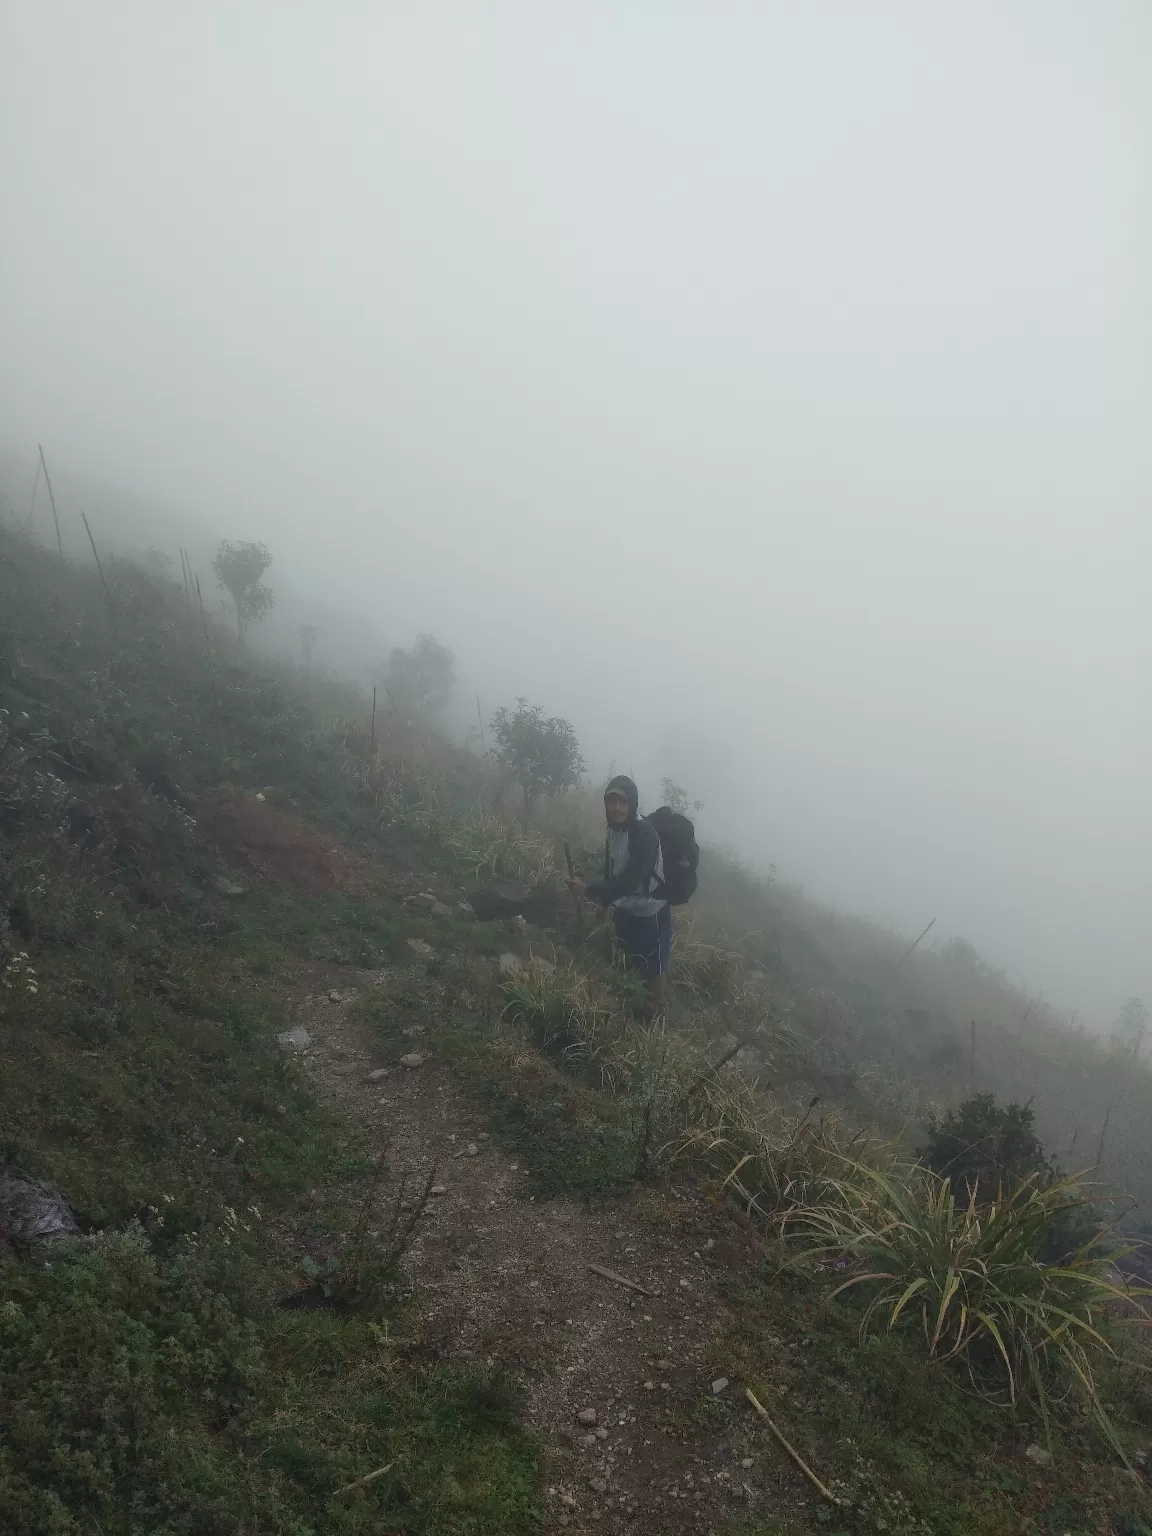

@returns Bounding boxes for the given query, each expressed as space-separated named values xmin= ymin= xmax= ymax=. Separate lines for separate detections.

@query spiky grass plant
xmin=790 ymin=1164 xmax=1145 ymax=1452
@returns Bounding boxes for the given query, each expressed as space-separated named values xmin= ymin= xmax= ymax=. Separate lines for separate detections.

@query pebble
xmin=741 ymin=1457 xmax=753 ymax=1469
xmin=560 ymin=1492 xmax=576 ymax=1508
xmin=366 ymin=1067 xmax=389 ymax=1081
xmin=215 ymin=877 xmax=245 ymax=896
xmin=431 ymin=901 xmax=456 ymax=918
xmin=407 ymin=892 xmax=438 ymax=908
xmin=596 ymin=1427 xmax=608 ymax=1440
xmin=656 ymin=1358 xmax=672 ymax=1370
xmin=589 ymin=1478 xmax=607 ymax=1494
xmin=498 ymin=951 xmax=523 ymax=975
xmin=580 ymin=1434 xmax=598 ymax=1448
xmin=430 ymin=1185 xmax=447 ymax=1196
xmin=277 ymin=1026 xmax=311 ymax=1052
xmin=1024 ymin=1444 xmax=1052 ymax=1468
xmin=711 ymin=1377 xmax=729 ymax=1395
xmin=406 ymin=938 xmax=436 ymax=959
xmin=576 ymin=1408 xmax=598 ymax=1425
xmin=643 ymin=1380 xmax=654 ymax=1391
xmin=465 ymin=1142 xmax=479 ymax=1157
xmin=399 ymin=1052 xmax=426 ymax=1069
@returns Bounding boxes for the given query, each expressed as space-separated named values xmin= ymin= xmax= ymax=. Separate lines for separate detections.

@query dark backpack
xmin=646 ymin=806 xmax=700 ymax=905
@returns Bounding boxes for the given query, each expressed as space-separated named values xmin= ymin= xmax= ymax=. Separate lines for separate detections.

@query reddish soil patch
xmin=196 ymin=796 xmax=375 ymax=897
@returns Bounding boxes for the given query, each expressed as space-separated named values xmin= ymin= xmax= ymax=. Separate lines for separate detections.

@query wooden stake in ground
xmin=370 ymin=687 xmax=377 ymax=757
xmin=81 ymin=511 xmax=117 ymax=638
xmin=1095 ymin=1106 xmax=1112 ymax=1172
xmin=745 ymin=1389 xmax=840 ymax=1505
xmin=563 ymin=840 xmax=584 ymax=929
xmin=38 ymin=445 xmax=63 ymax=559
xmin=194 ymin=574 xmax=211 ymax=648
xmin=27 ymin=455 xmax=42 ymax=529
xmin=476 ymin=693 xmax=486 ymax=751
xmin=179 ymin=547 xmax=192 ymax=617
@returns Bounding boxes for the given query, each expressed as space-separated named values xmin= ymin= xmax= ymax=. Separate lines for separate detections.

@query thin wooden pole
xmin=81 ymin=511 xmax=117 ymax=638
xmin=38 ymin=446 xmax=63 ymax=558
xmin=27 ymin=456 xmax=42 ymax=528
xmin=194 ymin=574 xmax=210 ymax=648
xmin=894 ymin=918 xmax=936 ymax=969
xmin=476 ymin=693 xmax=486 ymax=751
xmin=1067 ymin=1125 xmax=1080 ymax=1161
xmin=180 ymin=548 xmax=192 ymax=616
xmin=370 ymin=687 xmax=377 ymax=756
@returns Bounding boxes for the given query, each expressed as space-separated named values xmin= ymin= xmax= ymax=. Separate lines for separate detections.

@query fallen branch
xmin=745 ymin=1388 xmax=839 ymax=1505
xmin=680 ymin=1036 xmax=753 ymax=1103
xmin=587 ymin=1262 xmax=652 ymax=1297
xmin=332 ymin=1460 xmax=394 ymax=1496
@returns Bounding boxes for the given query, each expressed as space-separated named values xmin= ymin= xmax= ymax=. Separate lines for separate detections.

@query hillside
xmin=2 ymin=520 xmax=1151 ymax=1536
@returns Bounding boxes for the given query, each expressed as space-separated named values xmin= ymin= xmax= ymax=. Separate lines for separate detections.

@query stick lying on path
xmin=745 ymin=1389 xmax=839 ymax=1505
xmin=332 ymin=1461 xmax=394 ymax=1496
xmin=587 ymin=1262 xmax=652 ymax=1297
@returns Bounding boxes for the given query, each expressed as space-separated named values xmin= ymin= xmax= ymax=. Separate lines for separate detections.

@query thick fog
xmin=2 ymin=3 xmax=1150 ymax=1019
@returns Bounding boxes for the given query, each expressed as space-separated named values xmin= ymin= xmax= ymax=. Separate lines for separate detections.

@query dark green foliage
xmin=489 ymin=697 xmax=585 ymax=824
xmin=0 ymin=1229 xmax=541 ymax=1535
xmin=212 ymin=538 xmax=274 ymax=645
xmin=923 ymin=1092 xmax=1054 ymax=1199
xmin=381 ymin=633 xmax=456 ymax=719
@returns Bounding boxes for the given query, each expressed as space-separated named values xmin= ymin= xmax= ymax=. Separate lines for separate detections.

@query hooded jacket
xmin=585 ymin=775 xmax=666 ymax=917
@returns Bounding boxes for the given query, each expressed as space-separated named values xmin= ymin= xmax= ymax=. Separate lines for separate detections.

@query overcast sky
xmin=2 ymin=2 xmax=1150 ymax=1019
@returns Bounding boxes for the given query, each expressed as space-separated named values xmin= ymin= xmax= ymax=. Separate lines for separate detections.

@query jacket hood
xmin=604 ymin=774 xmax=640 ymax=819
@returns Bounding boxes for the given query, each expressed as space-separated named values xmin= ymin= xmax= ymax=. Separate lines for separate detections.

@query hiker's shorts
xmin=612 ymin=902 xmax=671 ymax=978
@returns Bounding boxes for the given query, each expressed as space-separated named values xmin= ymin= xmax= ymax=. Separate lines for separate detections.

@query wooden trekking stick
xmin=563 ymin=841 xmax=584 ymax=929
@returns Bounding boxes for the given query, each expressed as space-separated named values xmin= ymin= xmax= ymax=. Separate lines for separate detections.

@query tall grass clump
xmin=501 ymin=961 xmax=615 ymax=1060
xmin=791 ymin=1165 xmax=1143 ymax=1451
xmin=679 ymin=1082 xmax=887 ymax=1218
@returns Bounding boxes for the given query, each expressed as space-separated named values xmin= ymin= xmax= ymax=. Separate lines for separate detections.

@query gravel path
xmin=289 ymin=971 xmax=813 ymax=1536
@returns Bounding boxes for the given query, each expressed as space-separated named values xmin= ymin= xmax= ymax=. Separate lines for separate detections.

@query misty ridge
xmin=5 ymin=484 xmax=1150 ymax=1221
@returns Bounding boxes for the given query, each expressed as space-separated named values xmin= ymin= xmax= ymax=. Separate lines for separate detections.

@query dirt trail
xmin=290 ymin=969 xmax=816 ymax=1536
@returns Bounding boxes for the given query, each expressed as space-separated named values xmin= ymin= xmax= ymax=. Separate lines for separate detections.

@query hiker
xmin=566 ymin=775 xmax=670 ymax=1020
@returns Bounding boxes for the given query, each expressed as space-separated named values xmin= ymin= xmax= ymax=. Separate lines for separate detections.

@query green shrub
xmin=923 ymin=1093 xmax=1054 ymax=1198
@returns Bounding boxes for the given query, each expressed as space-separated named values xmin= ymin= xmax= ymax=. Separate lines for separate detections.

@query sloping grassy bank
xmin=0 ymin=528 xmax=542 ymax=1534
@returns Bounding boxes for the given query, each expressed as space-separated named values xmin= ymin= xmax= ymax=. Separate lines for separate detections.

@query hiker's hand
xmin=567 ymin=877 xmax=587 ymax=897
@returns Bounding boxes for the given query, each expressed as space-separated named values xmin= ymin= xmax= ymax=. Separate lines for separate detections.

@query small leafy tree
xmin=490 ymin=698 xmax=585 ymax=826
xmin=383 ymin=634 xmax=455 ymax=719
xmin=1110 ymin=996 xmax=1148 ymax=1061
xmin=660 ymin=776 xmax=703 ymax=815
xmin=211 ymin=540 xmax=273 ymax=646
